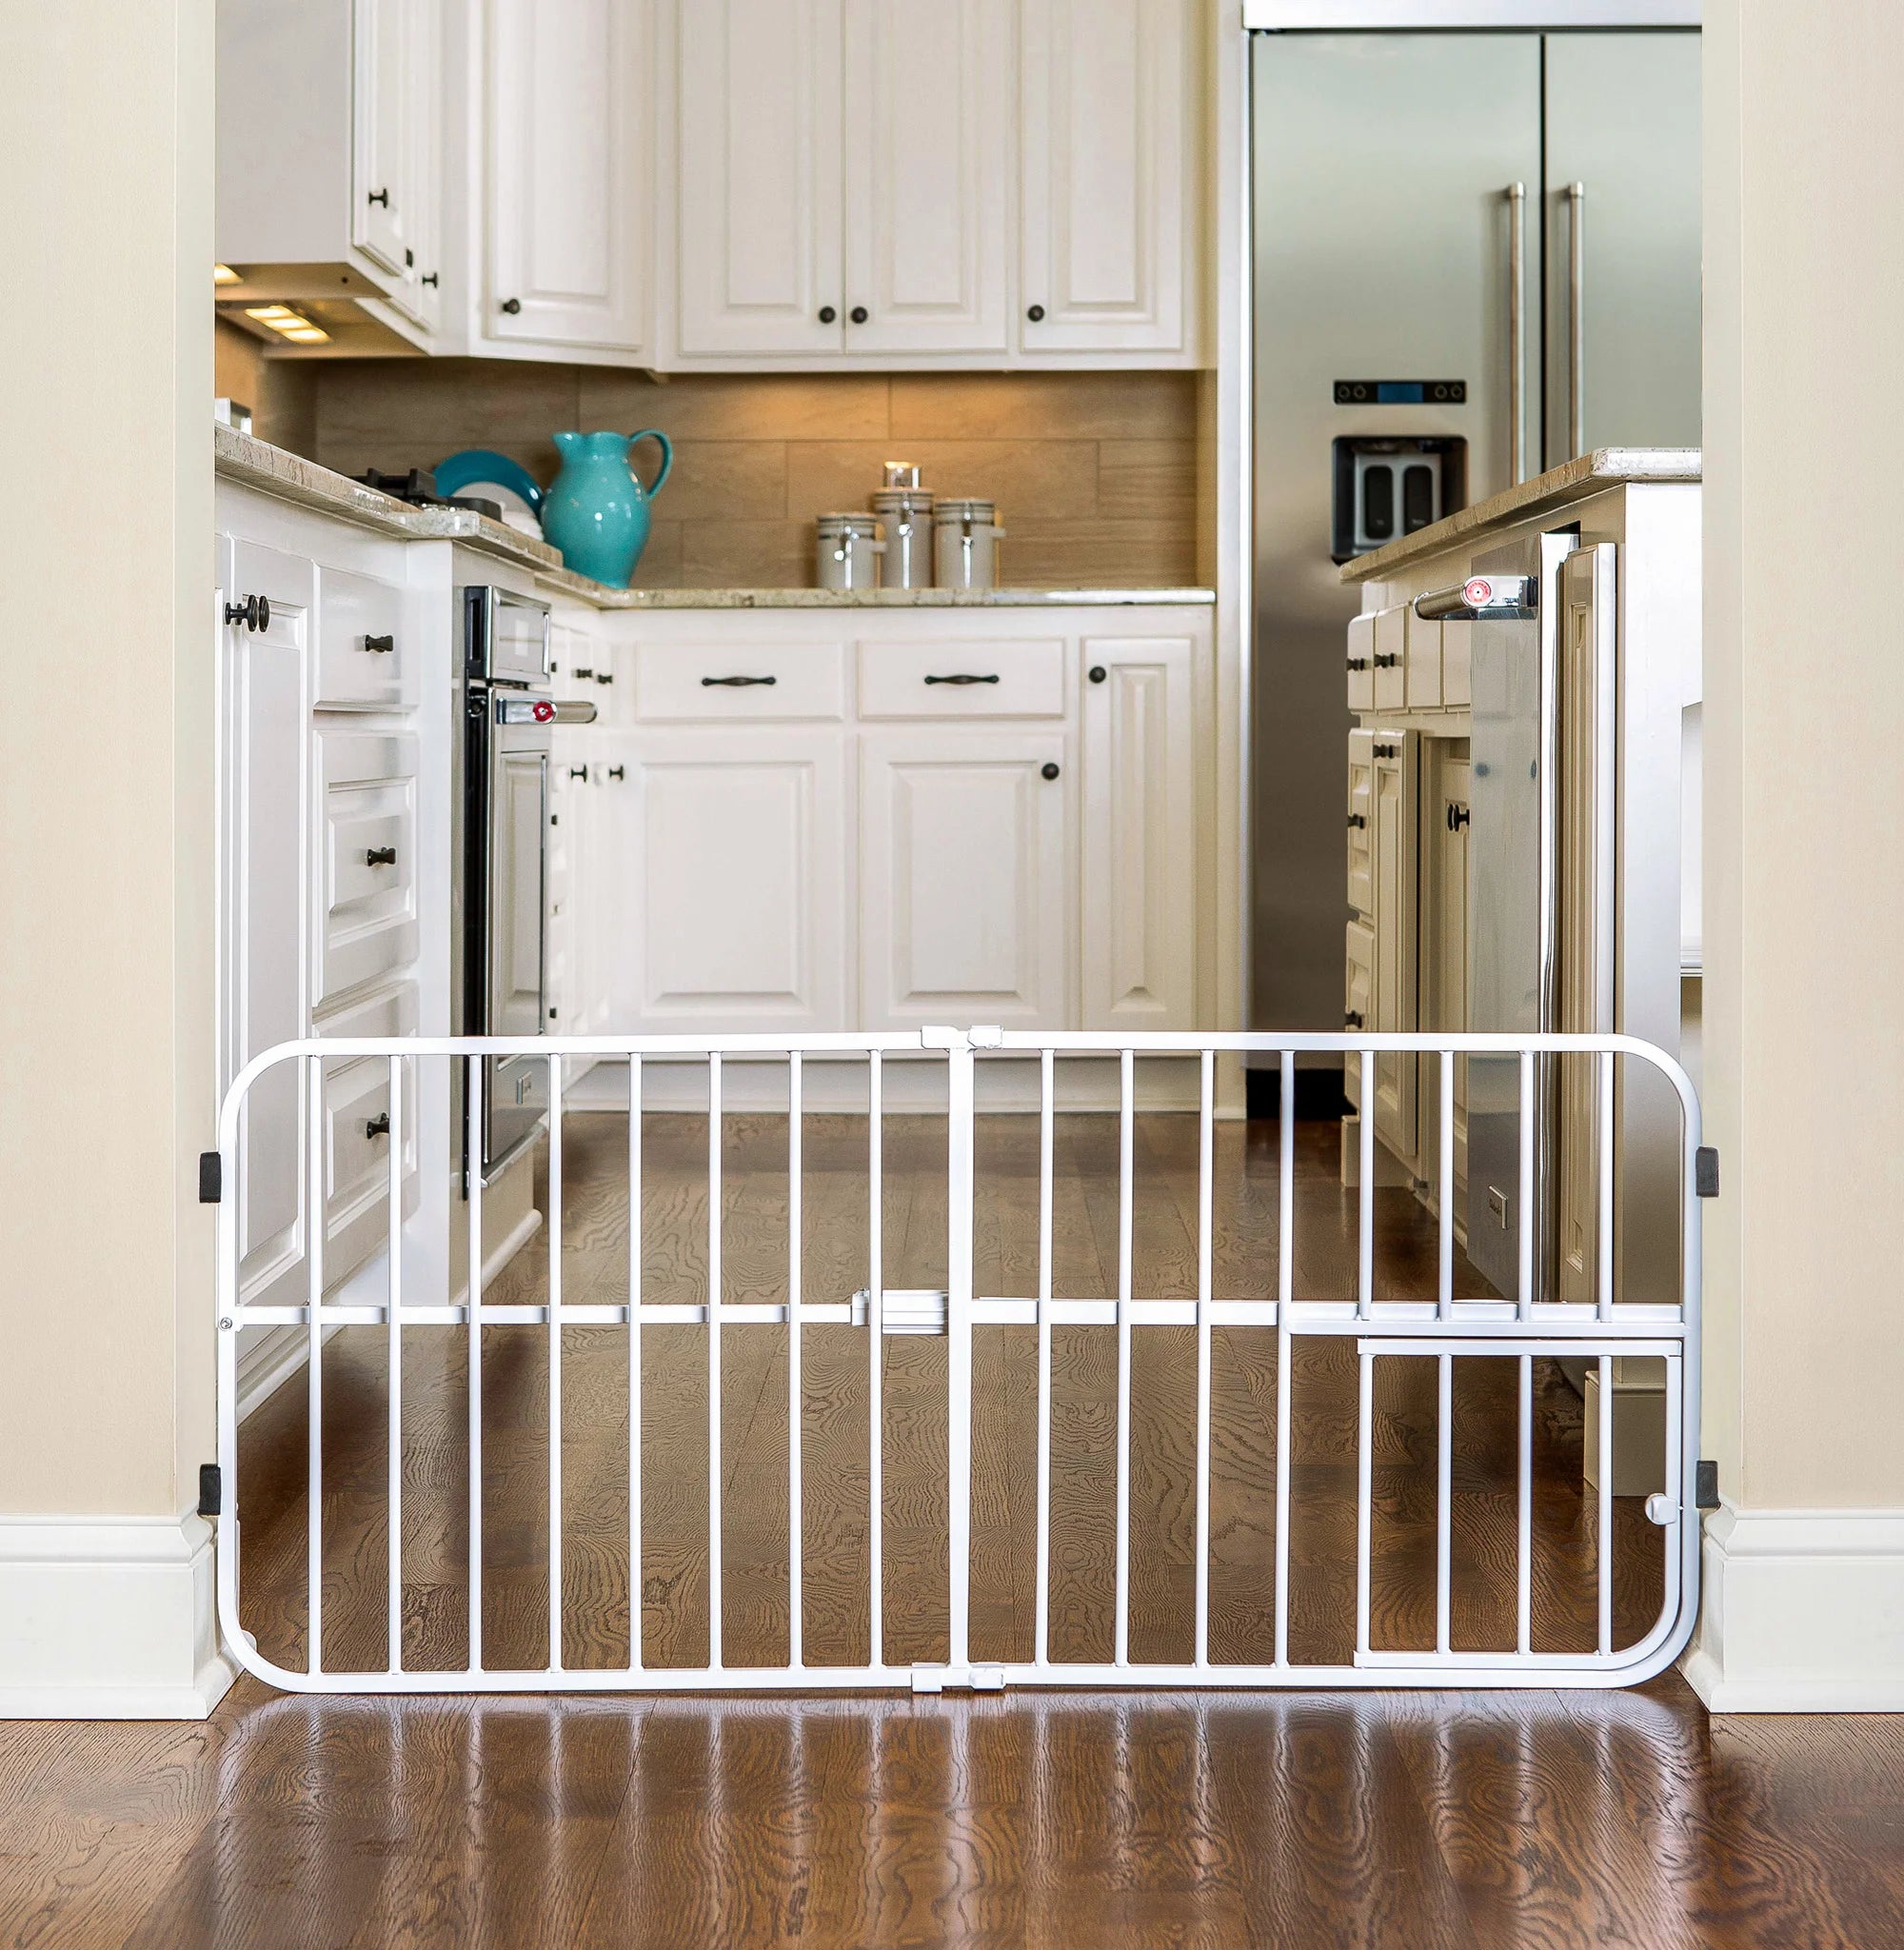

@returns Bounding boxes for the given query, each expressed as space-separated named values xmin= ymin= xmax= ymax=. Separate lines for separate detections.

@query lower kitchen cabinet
xmin=860 ymin=727 xmax=1070 ymax=1030
xmin=1371 ymin=726 xmax=1418 ymax=1164
xmin=625 ymin=728 xmax=849 ymax=1034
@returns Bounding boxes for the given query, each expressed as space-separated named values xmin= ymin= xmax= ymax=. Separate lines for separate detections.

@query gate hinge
xmin=911 ymin=1662 xmax=1006 ymax=1696
xmin=197 ymin=1462 xmax=223 ymax=1518
xmin=1695 ymin=1145 xmax=1720 ymax=1199
xmin=1696 ymin=1460 xmax=1720 ymax=1510
xmin=199 ymin=1151 xmax=223 ymax=1204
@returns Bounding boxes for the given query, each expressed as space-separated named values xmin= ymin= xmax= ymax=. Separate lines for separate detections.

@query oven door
xmin=469 ymin=693 xmax=551 ymax=1181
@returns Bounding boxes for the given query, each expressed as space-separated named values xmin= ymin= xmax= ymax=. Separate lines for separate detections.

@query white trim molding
xmin=0 ymin=1513 xmax=237 ymax=1719
xmin=1241 ymin=3 xmax=1699 ymax=27
xmin=1683 ymin=1503 xmax=1904 ymax=1713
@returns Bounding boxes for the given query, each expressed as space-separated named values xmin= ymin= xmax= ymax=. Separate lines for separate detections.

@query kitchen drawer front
xmin=1405 ymin=607 xmax=1443 ymax=709
xmin=633 ymin=641 xmax=845 ymax=722
xmin=1440 ymin=619 xmax=1472 ymax=707
xmin=1347 ymin=727 xmax=1375 ymax=918
xmin=857 ymin=638 xmax=1065 ymax=719
xmin=314 ymin=729 xmax=420 ymax=1009
xmin=316 ymin=567 xmax=408 ymax=711
xmin=1346 ymin=612 xmax=1376 ymax=710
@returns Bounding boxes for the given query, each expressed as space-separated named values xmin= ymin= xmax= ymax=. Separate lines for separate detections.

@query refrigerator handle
xmin=1566 ymin=183 xmax=1587 ymax=460
xmin=1506 ymin=182 xmax=1527 ymax=485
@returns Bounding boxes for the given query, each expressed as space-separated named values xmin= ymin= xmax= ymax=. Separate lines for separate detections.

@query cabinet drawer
xmin=857 ymin=638 xmax=1064 ymax=718
xmin=1373 ymin=606 xmax=1406 ymax=709
xmin=1345 ymin=918 xmax=1375 ymax=1110
xmin=314 ymin=729 xmax=419 ymax=1008
xmin=1441 ymin=619 xmax=1472 ymax=707
xmin=633 ymin=641 xmax=844 ymax=721
xmin=1405 ymin=607 xmax=1443 ymax=709
xmin=1346 ymin=612 xmax=1375 ymax=710
xmin=1347 ymin=727 xmax=1375 ymax=917
xmin=316 ymin=567 xmax=407 ymax=711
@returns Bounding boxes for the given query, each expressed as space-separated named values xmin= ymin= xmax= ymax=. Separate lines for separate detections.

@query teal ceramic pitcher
xmin=542 ymin=429 xmax=673 ymax=587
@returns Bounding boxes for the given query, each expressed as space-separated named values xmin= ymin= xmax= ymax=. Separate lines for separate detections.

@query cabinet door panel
xmin=488 ymin=0 xmax=647 ymax=350
xmin=1372 ymin=728 xmax=1418 ymax=1164
xmin=1344 ymin=918 xmax=1375 ymax=1113
xmin=626 ymin=731 xmax=847 ymax=1032
xmin=1081 ymin=639 xmax=1194 ymax=1031
xmin=223 ymin=540 xmax=314 ymax=1309
xmin=352 ymin=0 xmax=409 ymax=273
xmin=1346 ymin=726 xmax=1375 ymax=917
xmin=842 ymin=0 xmax=1010 ymax=353
xmin=678 ymin=0 xmax=843 ymax=355
xmin=1021 ymin=0 xmax=1190 ymax=352
xmin=862 ymin=730 xmax=1069 ymax=1029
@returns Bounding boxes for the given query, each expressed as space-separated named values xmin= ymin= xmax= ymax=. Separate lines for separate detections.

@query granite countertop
xmin=1340 ymin=447 xmax=1701 ymax=583
xmin=215 ymin=426 xmax=1215 ymax=610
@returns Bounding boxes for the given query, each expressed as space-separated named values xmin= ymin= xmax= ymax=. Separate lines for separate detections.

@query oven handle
xmin=497 ymin=696 xmax=599 ymax=726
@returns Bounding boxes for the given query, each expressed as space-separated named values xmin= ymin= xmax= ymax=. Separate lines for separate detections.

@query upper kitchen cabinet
xmin=217 ymin=0 xmax=445 ymax=354
xmin=670 ymin=0 xmax=1199 ymax=368
xmin=482 ymin=0 xmax=652 ymax=358
xmin=675 ymin=0 xmax=845 ymax=358
xmin=1020 ymin=0 xmax=1198 ymax=357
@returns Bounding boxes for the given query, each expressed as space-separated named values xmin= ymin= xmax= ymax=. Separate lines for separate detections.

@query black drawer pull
xmin=364 ymin=1112 xmax=390 ymax=1140
xmin=1374 ymin=653 xmax=1398 ymax=668
xmin=595 ymin=670 xmax=614 ymax=684
xmin=363 ymin=633 xmax=395 ymax=653
xmin=573 ymin=667 xmax=594 ymax=679
xmin=367 ymin=187 xmax=389 ymax=208
xmin=568 ymin=766 xmax=588 ymax=782
xmin=924 ymin=673 xmax=1001 ymax=686
xmin=365 ymin=846 xmax=398 ymax=867
xmin=1346 ymin=656 xmax=1367 ymax=671
xmin=702 ymin=674 xmax=777 ymax=686
xmin=1447 ymin=802 xmax=1471 ymax=831
xmin=1346 ymin=813 xmax=1366 ymax=830
xmin=1344 ymin=1010 xmax=1365 ymax=1029
xmin=606 ymin=766 xmax=625 ymax=782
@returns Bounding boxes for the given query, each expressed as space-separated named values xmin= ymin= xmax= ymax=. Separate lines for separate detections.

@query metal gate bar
xmin=215 ymin=1028 xmax=1702 ymax=1695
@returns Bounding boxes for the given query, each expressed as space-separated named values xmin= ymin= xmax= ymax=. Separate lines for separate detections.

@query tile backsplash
xmin=279 ymin=360 xmax=1202 ymax=589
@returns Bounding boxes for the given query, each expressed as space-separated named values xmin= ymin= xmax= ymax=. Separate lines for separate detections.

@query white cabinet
xmin=1080 ymin=636 xmax=1195 ymax=1031
xmin=1371 ymin=728 xmax=1418 ymax=1164
xmin=861 ymin=728 xmax=1070 ymax=1030
xmin=841 ymin=0 xmax=1012 ymax=354
xmin=220 ymin=539 xmax=315 ymax=1312
xmin=1020 ymin=0 xmax=1194 ymax=355
xmin=677 ymin=0 xmax=844 ymax=357
xmin=625 ymin=729 xmax=849 ymax=1033
xmin=217 ymin=0 xmax=444 ymax=347
xmin=486 ymin=0 xmax=650 ymax=352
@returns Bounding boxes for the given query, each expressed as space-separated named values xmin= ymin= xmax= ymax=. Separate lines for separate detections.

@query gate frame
xmin=213 ymin=1027 xmax=1702 ymax=1696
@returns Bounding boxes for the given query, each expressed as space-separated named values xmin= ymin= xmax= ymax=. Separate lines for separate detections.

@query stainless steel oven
xmin=453 ymin=587 xmax=594 ymax=1185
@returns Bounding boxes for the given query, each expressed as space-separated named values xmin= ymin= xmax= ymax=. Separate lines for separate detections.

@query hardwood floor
xmin=7 ymin=1106 xmax=1904 ymax=1947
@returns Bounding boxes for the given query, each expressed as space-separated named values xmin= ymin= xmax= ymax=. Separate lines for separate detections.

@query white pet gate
xmin=213 ymin=1028 xmax=1703 ymax=1695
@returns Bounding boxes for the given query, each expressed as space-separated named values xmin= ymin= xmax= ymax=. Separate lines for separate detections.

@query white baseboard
xmin=0 ymin=1512 xmax=237 ymax=1720
xmin=1683 ymin=1502 xmax=1904 ymax=1712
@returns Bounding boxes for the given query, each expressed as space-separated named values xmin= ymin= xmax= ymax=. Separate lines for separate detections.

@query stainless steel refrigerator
xmin=1249 ymin=28 xmax=1700 ymax=1062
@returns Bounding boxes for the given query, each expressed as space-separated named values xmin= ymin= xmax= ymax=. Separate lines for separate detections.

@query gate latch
xmin=197 ymin=1462 xmax=223 ymax=1518
xmin=1696 ymin=1145 xmax=1720 ymax=1198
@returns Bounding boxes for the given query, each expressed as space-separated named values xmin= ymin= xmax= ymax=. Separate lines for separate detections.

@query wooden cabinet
xmin=626 ymin=729 xmax=849 ymax=1033
xmin=1080 ymin=635 xmax=1195 ymax=1031
xmin=842 ymin=0 xmax=1012 ymax=354
xmin=486 ymin=0 xmax=649 ymax=352
xmin=861 ymin=728 xmax=1070 ymax=1030
xmin=676 ymin=0 xmax=844 ymax=357
xmin=1020 ymin=0 xmax=1193 ymax=354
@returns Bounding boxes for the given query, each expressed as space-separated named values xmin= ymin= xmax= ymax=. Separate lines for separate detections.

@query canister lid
xmin=883 ymin=462 xmax=922 ymax=488
xmin=872 ymin=488 xmax=934 ymax=513
xmin=934 ymin=498 xmax=997 ymax=521
xmin=817 ymin=511 xmax=883 ymax=531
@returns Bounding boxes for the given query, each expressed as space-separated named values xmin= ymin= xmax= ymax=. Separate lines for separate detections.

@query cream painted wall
xmin=1701 ymin=0 xmax=1904 ymax=1509
xmin=0 ymin=2 xmax=216 ymax=1516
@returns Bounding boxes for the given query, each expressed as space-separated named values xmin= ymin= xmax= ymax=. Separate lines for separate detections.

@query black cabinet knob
xmin=1041 ymin=762 xmax=1061 ymax=782
xmin=1344 ymin=1010 xmax=1365 ymax=1030
xmin=363 ymin=633 xmax=395 ymax=653
xmin=1446 ymin=803 xmax=1471 ymax=831
xmin=819 ymin=306 xmax=838 ymax=324
xmin=367 ymin=187 xmax=389 ymax=208
xmin=1347 ymin=813 xmax=1366 ymax=830
xmin=421 ymin=271 xmax=439 ymax=288
xmin=500 ymin=297 xmax=522 ymax=315
xmin=568 ymin=766 xmax=589 ymax=782
xmin=405 ymin=248 xmax=413 ymax=269
xmin=606 ymin=765 xmax=625 ymax=782
xmin=365 ymin=846 xmax=398 ymax=867
xmin=364 ymin=1112 xmax=390 ymax=1139
xmin=595 ymin=670 xmax=614 ymax=685
xmin=1374 ymin=653 xmax=1398 ymax=668
xmin=1027 ymin=304 xmax=1046 ymax=322
xmin=1088 ymin=665 xmax=1106 ymax=684
xmin=224 ymin=593 xmax=270 ymax=633
xmin=849 ymin=306 xmax=868 ymax=325
xmin=1346 ymin=656 xmax=1367 ymax=671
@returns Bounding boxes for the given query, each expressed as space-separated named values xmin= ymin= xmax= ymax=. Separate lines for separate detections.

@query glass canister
xmin=816 ymin=513 xmax=885 ymax=591
xmin=933 ymin=499 xmax=1006 ymax=589
xmin=871 ymin=488 xmax=935 ymax=589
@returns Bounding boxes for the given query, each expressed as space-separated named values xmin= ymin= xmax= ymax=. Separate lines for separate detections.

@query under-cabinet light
xmin=244 ymin=304 xmax=330 ymax=345
xmin=213 ymin=264 xmax=241 ymax=285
